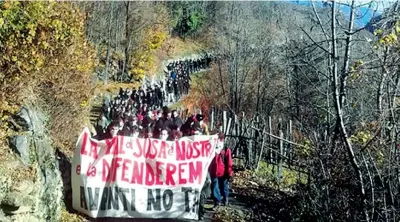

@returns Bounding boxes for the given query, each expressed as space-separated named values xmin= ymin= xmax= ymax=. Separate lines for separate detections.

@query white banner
xmin=72 ymin=127 xmax=217 ymax=220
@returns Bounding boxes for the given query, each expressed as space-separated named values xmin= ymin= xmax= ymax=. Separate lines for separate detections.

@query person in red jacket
xmin=209 ymin=132 xmax=233 ymax=209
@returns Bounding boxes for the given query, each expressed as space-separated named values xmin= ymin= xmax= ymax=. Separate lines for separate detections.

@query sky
xmin=288 ymin=0 xmax=397 ymax=27
xmin=287 ymin=0 xmax=395 ymax=12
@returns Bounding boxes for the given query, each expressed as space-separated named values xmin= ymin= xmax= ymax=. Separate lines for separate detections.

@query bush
xmin=0 ymin=1 xmax=97 ymax=152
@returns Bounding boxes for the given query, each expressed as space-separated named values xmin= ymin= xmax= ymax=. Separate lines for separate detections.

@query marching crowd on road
xmin=93 ymin=54 xmax=233 ymax=221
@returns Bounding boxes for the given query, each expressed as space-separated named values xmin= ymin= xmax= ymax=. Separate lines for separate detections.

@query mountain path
xmin=83 ymin=57 xmax=250 ymax=222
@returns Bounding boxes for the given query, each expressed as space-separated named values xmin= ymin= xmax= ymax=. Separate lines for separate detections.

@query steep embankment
xmin=0 ymin=105 xmax=63 ymax=222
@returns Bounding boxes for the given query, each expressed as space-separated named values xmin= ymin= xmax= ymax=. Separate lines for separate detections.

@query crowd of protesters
xmin=164 ymin=54 xmax=213 ymax=103
xmin=93 ymin=54 xmax=232 ymax=221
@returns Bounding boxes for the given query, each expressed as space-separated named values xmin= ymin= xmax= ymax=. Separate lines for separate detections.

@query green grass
xmin=255 ymin=161 xmax=307 ymax=188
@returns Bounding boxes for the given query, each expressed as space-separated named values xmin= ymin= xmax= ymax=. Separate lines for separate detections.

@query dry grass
xmin=60 ymin=209 xmax=87 ymax=222
xmin=164 ymin=37 xmax=206 ymax=56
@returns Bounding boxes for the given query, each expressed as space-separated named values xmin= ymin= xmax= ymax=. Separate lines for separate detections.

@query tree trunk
xmin=340 ymin=0 xmax=355 ymax=108
xmin=103 ymin=2 xmax=115 ymax=85
xmin=331 ymin=2 xmax=369 ymax=221
xmin=122 ymin=1 xmax=131 ymax=79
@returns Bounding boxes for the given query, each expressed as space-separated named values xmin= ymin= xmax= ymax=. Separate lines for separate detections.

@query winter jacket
xmin=172 ymin=116 xmax=184 ymax=129
xmin=171 ymin=71 xmax=177 ymax=80
xmin=209 ymin=147 xmax=233 ymax=178
xmin=153 ymin=117 xmax=173 ymax=138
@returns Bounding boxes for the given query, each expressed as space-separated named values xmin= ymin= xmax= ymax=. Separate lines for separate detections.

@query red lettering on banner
xmin=167 ymin=146 xmax=174 ymax=156
xmin=76 ymin=165 xmax=81 ymax=175
xmin=176 ymin=140 xmax=212 ymax=160
xmin=146 ymin=139 xmax=157 ymax=159
xmin=200 ymin=140 xmax=212 ymax=158
xmin=145 ymin=163 xmax=155 ymax=186
xmin=86 ymin=163 xmax=96 ymax=177
xmin=126 ymin=139 xmax=133 ymax=149
xmin=102 ymin=159 xmax=111 ymax=182
xmin=121 ymin=158 xmax=131 ymax=182
xmin=178 ymin=162 xmax=187 ymax=184
xmin=131 ymin=161 xmax=144 ymax=184
xmin=104 ymin=137 xmax=125 ymax=155
xmin=80 ymin=131 xmax=89 ymax=156
xmin=151 ymin=139 xmax=159 ymax=158
xmin=175 ymin=140 xmax=186 ymax=161
xmin=189 ymin=161 xmax=202 ymax=184
xmin=165 ymin=163 xmax=176 ymax=185
xmin=95 ymin=138 xmax=212 ymax=185
xmin=186 ymin=142 xmax=193 ymax=159
xmin=158 ymin=141 xmax=167 ymax=159
xmin=88 ymin=141 xmax=98 ymax=159
xmin=134 ymin=138 xmax=143 ymax=158
xmin=110 ymin=157 xmax=123 ymax=182
xmin=118 ymin=135 xmax=125 ymax=155
xmin=155 ymin=161 xmax=164 ymax=185
xmin=192 ymin=141 xmax=200 ymax=158
xmin=105 ymin=137 xmax=116 ymax=155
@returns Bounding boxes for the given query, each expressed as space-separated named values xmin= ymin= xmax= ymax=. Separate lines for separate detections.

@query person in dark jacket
xmin=181 ymin=115 xmax=195 ymax=137
xmin=171 ymin=110 xmax=184 ymax=130
xmin=153 ymin=106 xmax=173 ymax=139
xmin=141 ymin=110 xmax=154 ymax=128
xmin=155 ymin=85 xmax=163 ymax=108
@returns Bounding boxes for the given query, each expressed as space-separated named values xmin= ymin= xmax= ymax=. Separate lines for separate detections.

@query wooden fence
xmin=206 ymin=108 xmax=309 ymax=180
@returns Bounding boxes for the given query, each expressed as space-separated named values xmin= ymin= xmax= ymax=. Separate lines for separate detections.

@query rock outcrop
xmin=1 ymin=105 xmax=63 ymax=221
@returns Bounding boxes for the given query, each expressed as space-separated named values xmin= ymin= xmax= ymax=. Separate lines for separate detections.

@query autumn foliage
xmin=130 ymin=25 xmax=167 ymax=80
xmin=0 ymin=1 xmax=97 ymax=150
xmin=181 ymin=63 xmax=228 ymax=120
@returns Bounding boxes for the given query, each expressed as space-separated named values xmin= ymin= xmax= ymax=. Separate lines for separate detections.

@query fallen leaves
xmin=211 ymin=168 xmax=301 ymax=222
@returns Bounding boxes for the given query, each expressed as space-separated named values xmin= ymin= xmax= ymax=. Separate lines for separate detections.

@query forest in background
xmin=2 ymin=1 xmax=400 ymax=221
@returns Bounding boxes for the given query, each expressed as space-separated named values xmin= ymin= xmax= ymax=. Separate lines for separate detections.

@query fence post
xmin=241 ymin=112 xmax=245 ymax=136
xmin=268 ymin=116 xmax=272 ymax=164
xmin=256 ymin=126 xmax=266 ymax=171
xmin=288 ymin=120 xmax=293 ymax=167
xmin=277 ymin=118 xmax=283 ymax=184
xmin=254 ymin=115 xmax=260 ymax=167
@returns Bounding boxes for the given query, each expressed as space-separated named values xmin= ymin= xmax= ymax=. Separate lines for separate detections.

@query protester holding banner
xmin=72 ymin=126 xmax=219 ymax=220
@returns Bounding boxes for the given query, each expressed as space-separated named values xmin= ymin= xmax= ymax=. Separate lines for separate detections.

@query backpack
xmin=171 ymin=72 xmax=177 ymax=80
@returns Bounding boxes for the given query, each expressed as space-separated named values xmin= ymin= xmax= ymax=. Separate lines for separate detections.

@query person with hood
xmin=209 ymin=132 xmax=233 ymax=209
